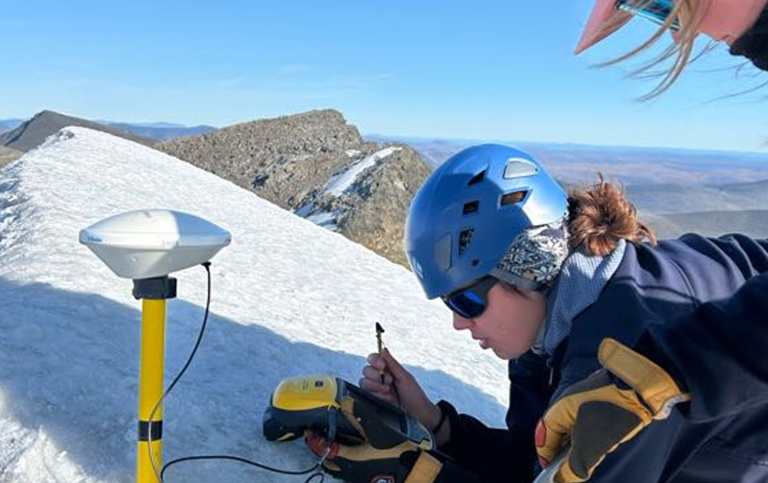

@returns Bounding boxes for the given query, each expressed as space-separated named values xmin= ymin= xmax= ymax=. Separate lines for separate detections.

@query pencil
xmin=375 ymin=322 xmax=385 ymax=384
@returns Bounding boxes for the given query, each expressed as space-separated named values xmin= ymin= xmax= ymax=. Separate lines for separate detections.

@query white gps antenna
xmin=80 ymin=209 xmax=231 ymax=483
xmin=79 ymin=209 xmax=231 ymax=279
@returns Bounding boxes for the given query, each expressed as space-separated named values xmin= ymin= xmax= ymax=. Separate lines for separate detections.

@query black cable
xmin=147 ymin=262 xmax=213 ymax=481
xmin=160 ymin=455 xmax=324 ymax=482
xmin=145 ymin=262 xmax=327 ymax=483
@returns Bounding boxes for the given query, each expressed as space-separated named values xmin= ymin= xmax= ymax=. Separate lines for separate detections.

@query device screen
xmin=347 ymin=383 xmax=407 ymax=434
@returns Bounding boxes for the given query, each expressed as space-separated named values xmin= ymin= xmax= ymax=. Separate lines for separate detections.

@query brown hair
xmin=567 ymin=175 xmax=657 ymax=256
xmin=597 ymin=0 xmax=711 ymax=100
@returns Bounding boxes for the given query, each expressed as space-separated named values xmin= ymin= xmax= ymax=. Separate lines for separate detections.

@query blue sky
xmin=1 ymin=0 xmax=766 ymax=152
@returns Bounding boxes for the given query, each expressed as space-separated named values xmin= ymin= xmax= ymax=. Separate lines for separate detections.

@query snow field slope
xmin=0 ymin=127 xmax=508 ymax=483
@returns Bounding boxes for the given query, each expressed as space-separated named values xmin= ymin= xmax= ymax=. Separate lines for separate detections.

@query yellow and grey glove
xmin=535 ymin=338 xmax=690 ymax=483
xmin=305 ymin=395 xmax=451 ymax=483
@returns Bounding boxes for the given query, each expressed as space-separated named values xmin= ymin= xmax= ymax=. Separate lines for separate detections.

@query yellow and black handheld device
xmin=263 ymin=375 xmax=433 ymax=450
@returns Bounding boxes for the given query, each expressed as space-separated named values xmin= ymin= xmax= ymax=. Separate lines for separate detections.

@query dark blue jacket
xmin=437 ymin=234 xmax=768 ymax=483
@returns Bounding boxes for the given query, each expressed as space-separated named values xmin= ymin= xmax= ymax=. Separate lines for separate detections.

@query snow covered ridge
xmin=324 ymin=147 xmax=402 ymax=198
xmin=0 ymin=127 xmax=507 ymax=483
xmin=295 ymin=146 xmax=402 ymax=231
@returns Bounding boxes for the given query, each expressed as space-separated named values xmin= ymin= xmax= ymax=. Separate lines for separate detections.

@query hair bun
xmin=567 ymin=175 xmax=656 ymax=257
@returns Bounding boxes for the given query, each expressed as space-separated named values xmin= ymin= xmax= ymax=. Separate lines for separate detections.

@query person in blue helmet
xmin=306 ymin=1 xmax=768 ymax=483
xmin=357 ymin=142 xmax=768 ymax=483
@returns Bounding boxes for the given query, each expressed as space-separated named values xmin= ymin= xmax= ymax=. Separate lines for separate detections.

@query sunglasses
xmin=616 ymin=0 xmax=680 ymax=31
xmin=442 ymin=276 xmax=498 ymax=319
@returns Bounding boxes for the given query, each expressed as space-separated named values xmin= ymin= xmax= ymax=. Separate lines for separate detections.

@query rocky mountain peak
xmin=0 ymin=110 xmax=155 ymax=152
xmin=158 ymin=109 xmax=431 ymax=267
xmin=209 ymin=108 xmax=362 ymax=153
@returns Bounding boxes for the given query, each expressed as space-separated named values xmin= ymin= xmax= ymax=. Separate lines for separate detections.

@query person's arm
xmin=435 ymin=401 xmax=536 ymax=483
xmin=536 ymin=236 xmax=768 ymax=482
xmin=437 ymin=351 xmax=553 ymax=483
xmin=643 ymin=271 xmax=768 ymax=421
xmin=640 ymin=234 xmax=768 ymax=421
xmin=362 ymin=349 xmax=551 ymax=483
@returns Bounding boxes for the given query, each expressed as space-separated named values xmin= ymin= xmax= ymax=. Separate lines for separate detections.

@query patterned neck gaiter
xmin=490 ymin=217 xmax=570 ymax=291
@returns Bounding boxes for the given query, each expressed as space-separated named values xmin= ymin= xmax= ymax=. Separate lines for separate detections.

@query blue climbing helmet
xmin=404 ymin=144 xmax=568 ymax=299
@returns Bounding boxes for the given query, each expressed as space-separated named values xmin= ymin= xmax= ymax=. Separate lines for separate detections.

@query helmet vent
xmin=463 ymin=201 xmax=480 ymax=215
xmin=468 ymin=170 xmax=486 ymax=186
xmin=501 ymin=190 xmax=527 ymax=206
xmin=459 ymin=229 xmax=474 ymax=255
xmin=504 ymin=158 xmax=539 ymax=179
xmin=435 ymin=234 xmax=452 ymax=271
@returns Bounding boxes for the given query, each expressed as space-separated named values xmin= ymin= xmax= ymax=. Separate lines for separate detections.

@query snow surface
xmin=324 ymin=147 xmax=401 ymax=197
xmin=305 ymin=210 xmax=340 ymax=231
xmin=293 ymin=202 xmax=313 ymax=218
xmin=293 ymin=203 xmax=339 ymax=232
xmin=0 ymin=128 xmax=507 ymax=483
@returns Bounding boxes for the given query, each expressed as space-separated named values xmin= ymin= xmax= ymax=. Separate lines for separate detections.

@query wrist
xmin=425 ymin=403 xmax=443 ymax=432
xmin=431 ymin=406 xmax=447 ymax=435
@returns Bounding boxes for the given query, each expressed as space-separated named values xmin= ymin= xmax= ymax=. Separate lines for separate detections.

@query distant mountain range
xmin=104 ymin=122 xmax=216 ymax=140
xmin=627 ymin=178 xmax=768 ymax=214
xmin=0 ymin=119 xmax=23 ymax=134
xmin=369 ymin=134 xmax=768 ymax=241
xmin=370 ymin=135 xmax=768 ymax=186
xmin=645 ymin=210 xmax=768 ymax=239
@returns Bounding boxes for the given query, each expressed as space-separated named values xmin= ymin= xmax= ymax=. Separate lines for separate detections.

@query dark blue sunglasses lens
xmin=446 ymin=291 xmax=487 ymax=318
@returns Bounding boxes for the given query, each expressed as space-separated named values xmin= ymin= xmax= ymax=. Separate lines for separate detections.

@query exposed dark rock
xmin=0 ymin=110 xmax=155 ymax=152
xmin=158 ymin=109 xmax=431 ymax=268
xmin=0 ymin=146 xmax=22 ymax=170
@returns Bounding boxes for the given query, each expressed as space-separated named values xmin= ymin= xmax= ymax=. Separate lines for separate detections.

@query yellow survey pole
xmin=133 ymin=277 xmax=177 ymax=483
xmin=137 ymin=298 xmax=166 ymax=483
xmin=79 ymin=210 xmax=229 ymax=483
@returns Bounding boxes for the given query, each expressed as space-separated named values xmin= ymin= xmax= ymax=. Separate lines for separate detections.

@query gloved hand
xmin=535 ymin=338 xmax=690 ymax=483
xmin=305 ymin=394 xmax=444 ymax=483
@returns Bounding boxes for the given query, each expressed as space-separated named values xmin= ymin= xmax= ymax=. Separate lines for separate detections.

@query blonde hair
xmin=567 ymin=175 xmax=657 ymax=257
xmin=597 ymin=0 xmax=712 ymax=99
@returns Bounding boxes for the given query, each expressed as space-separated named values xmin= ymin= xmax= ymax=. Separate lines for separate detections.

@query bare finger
xmin=362 ymin=366 xmax=393 ymax=385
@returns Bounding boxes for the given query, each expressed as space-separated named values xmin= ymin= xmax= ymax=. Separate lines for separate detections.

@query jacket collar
xmin=730 ymin=2 xmax=768 ymax=71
